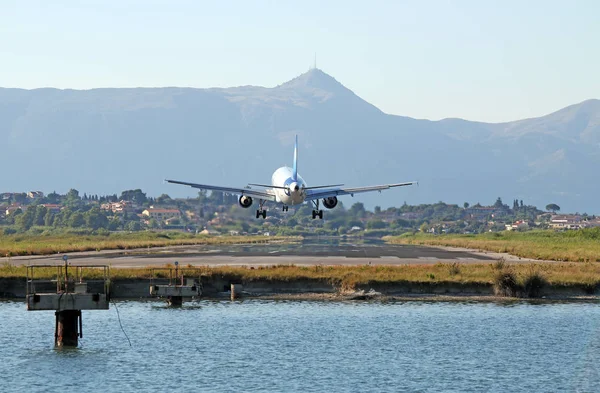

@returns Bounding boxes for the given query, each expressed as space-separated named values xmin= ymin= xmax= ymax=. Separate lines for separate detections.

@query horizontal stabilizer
xmin=248 ymin=183 xmax=288 ymax=190
xmin=304 ymin=184 xmax=344 ymax=190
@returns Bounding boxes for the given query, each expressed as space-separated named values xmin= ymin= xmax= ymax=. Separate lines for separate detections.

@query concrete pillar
xmin=55 ymin=310 xmax=81 ymax=347
xmin=231 ymin=284 xmax=243 ymax=300
xmin=168 ymin=296 xmax=183 ymax=307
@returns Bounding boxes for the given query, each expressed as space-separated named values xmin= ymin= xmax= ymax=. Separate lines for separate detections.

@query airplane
xmin=166 ymin=136 xmax=416 ymax=219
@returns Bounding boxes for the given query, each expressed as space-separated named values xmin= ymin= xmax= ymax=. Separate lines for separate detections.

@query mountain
xmin=1 ymin=69 xmax=598 ymax=213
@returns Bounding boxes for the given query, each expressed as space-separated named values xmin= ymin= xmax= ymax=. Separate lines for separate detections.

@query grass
xmin=3 ymin=262 xmax=600 ymax=294
xmin=0 ymin=231 xmax=299 ymax=256
xmin=385 ymin=229 xmax=600 ymax=262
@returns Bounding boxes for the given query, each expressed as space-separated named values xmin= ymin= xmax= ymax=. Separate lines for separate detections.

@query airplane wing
xmin=305 ymin=182 xmax=417 ymax=201
xmin=165 ymin=179 xmax=277 ymax=201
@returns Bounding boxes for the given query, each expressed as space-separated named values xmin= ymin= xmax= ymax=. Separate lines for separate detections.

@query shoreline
xmin=1 ymin=276 xmax=597 ymax=302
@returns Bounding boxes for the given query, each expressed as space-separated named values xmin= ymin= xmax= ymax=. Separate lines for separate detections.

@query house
xmin=41 ymin=204 xmax=62 ymax=213
xmin=550 ymin=215 xmax=584 ymax=230
xmin=199 ymin=228 xmax=220 ymax=235
xmin=5 ymin=205 xmax=22 ymax=215
xmin=505 ymin=220 xmax=529 ymax=231
xmin=142 ymin=207 xmax=181 ymax=220
xmin=164 ymin=217 xmax=182 ymax=226
xmin=27 ymin=191 xmax=44 ymax=199
xmin=101 ymin=200 xmax=131 ymax=213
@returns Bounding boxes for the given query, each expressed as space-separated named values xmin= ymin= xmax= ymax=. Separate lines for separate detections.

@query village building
xmin=505 ymin=220 xmax=529 ymax=231
xmin=101 ymin=200 xmax=133 ymax=214
xmin=5 ymin=205 xmax=22 ymax=215
xmin=27 ymin=191 xmax=44 ymax=199
xmin=41 ymin=204 xmax=62 ymax=213
xmin=142 ymin=207 xmax=181 ymax=221
xmin=549 ymin=214 xmax=585 ymax=230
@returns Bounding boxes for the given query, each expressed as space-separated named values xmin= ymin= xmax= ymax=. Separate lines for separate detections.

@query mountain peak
xmin=278 ymin=68 xmax=349 ymax=93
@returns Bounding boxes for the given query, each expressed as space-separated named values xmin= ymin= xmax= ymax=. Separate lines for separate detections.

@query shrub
xmin=492 ymin=258 xmax=506 ymax=271
xmin=494 ymin=269 xmax=519 ymax=297
xmin=446 ymin=262 xmax=461 ymax=276
xmin=522 ymin=268 xmax=547 ymax=298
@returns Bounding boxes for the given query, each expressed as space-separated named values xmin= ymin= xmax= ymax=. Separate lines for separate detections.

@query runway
xmin=4 ymin=240 xmax=500 ymax=268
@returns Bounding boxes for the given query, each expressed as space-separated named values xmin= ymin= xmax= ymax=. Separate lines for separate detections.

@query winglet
xmin=292 ymin=134 xmax=298 ymax=182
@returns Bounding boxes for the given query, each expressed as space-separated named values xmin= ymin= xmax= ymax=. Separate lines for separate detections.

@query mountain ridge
xmin=0 ymin=70 xmax=598 ymax=213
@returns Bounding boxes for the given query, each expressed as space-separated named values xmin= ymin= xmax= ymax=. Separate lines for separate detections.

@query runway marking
xmin=418 ymin=257 xmax=438 ymax=260
xmin=380 ymin=256 xmax=399 ymax=259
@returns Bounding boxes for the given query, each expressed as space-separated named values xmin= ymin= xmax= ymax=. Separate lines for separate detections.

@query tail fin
xmin=292 ymin=135 xmax=298 ymax=181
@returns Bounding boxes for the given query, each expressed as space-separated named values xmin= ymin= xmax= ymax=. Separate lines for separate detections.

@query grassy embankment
xmin=0 ymin=231 xmax=297 ymax=257
xmin=3 ymin=261 xmax=599 ymax=294
xmin=386 ymin=229 xmax=600 ymax=262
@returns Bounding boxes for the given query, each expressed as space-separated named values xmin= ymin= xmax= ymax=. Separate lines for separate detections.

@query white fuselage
xmin=271 ymin=166 xmax=307 ymax=205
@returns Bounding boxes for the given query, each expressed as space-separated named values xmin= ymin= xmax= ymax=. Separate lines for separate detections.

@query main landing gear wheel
xmin=311 ymin=199 xmax=323 ymax=219
xmin=255 ymin=199 xmax=267 ymax=219
xmin=283 ymin=205 xmax=288 ymax=212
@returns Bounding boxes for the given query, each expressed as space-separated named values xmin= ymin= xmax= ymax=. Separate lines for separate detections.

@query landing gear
xmin=311 ymin=200 xmax=323 ymax=219
xmin=256 ymin=199 xmax=267 ymax=219
xmin=282 ymin=205 xmax=289 ymax=212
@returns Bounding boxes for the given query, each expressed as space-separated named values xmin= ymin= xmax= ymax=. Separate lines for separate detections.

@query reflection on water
xmin=1 ymin=300 xmax=600 ymax=392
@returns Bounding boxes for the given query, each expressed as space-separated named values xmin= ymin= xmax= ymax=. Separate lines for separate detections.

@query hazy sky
xmin=2 ymin=0 xmax=598 ymax=122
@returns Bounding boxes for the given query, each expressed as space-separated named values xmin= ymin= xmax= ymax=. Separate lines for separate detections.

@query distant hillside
xmin=0 ymin=69 xmax=598 ymax=213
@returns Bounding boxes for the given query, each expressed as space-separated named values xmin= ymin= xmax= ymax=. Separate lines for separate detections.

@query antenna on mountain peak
xmin=314 ymin=53 xmax=317 ymax=70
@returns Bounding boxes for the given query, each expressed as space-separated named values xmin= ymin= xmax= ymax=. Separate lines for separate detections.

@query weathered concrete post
xmin=55 ymin=310 xmax=81 ymax=347
xmin=167 ymin=296 xmax=183 ymax=306
xmin=231 ymin=284 xmax=243 ymax=300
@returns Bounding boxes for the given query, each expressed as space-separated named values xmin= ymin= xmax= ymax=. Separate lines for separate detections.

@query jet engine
xmin=239 ymin=195 xmax=253 ymax=208
xmin=323 ymin=196 xmax=338 ymax=209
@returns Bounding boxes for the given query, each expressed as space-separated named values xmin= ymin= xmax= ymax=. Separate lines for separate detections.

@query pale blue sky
xmin=2 ymin=0 xmax=598 ymax=122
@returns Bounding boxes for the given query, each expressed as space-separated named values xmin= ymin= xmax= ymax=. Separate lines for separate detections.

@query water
xmin=1 ymin=300 xmax=600 ymax=392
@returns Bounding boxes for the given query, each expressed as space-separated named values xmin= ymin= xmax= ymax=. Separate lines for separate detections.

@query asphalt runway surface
xmin=4 ymin=241 xmax=500 ymax=268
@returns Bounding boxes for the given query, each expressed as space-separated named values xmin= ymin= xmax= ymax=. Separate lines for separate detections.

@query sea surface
xmin=1 ymin=299 xmax=599 ymax=392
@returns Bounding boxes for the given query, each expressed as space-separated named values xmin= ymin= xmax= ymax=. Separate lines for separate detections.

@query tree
xmin=374 ymin=206 xmax=382 ymax=214
xmin=69 ymin=212 xmax=85 ymax=228
xmin=85 ymin=207 xmax=108 ymax=229
xmin=349 ymin=202 xmax=366 ymax=218
xmin=15 ymin=206 xmax=35 ymax=231
xmin=34 ymin=206 xmax=47 ymax=226
xmin=545 ymin=203 xmax=560 ymax=213
xmin=120 ymin=189 xmax=147 ymax=204
xmin=156 ymin=194 xmax=172 ymax=204
xmin=463 ymin=202 xmax=469 ymax=209
xmin=44 ymin=211 xmax=54 ymax=227
xmin=46 ymin=191 xmax=60 ymax=203
xmin=366 ymin=220 xmax=387 ymax=230
xmin=148 ymin=218 xmax=160 ymax=229
xmin=494 ymin=197 xmax=504 ymax=208
xmin=126 ymin=221 xmax=142 ymax=231
xmin=67 ymin=189 xmax=80 ymax=201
